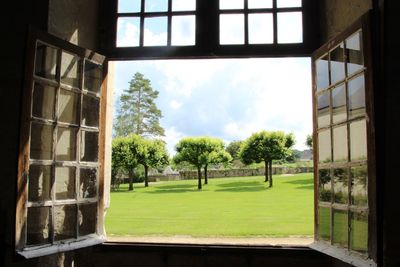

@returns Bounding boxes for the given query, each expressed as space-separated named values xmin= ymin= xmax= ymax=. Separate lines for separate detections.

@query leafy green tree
xmin=306 ymin=134 xmax=313 ymax=150
xmin=112 ymin=136 xmax=138 ymax=191
xmin=239 ymin=131 xmax=295 ymax=187
xmin=173 ymin=137 xmax=232 ymax=190
xmin=114 ymin=72 xmax=165 ymax=137
xmin=226 ymin=140 xmax=243 ymax=160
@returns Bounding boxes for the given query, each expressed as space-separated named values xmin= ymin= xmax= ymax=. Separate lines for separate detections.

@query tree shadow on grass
xmin=215 ymin=186 xmax=269 ymax=192
xmin=216 ymin=181 xmax=263 ymax=188
xmin=144 ymin=184 xmax=198 ymax=194
xmin=283 ymin=178 xmax=314 ymax=190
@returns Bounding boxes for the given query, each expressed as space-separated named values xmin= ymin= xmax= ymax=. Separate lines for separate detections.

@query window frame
xmin=15 ymin=27 xmax=109 ymax=258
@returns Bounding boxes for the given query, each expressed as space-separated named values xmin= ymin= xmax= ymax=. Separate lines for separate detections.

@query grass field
xmin=105 ymin=173 xmax=314 ymax=237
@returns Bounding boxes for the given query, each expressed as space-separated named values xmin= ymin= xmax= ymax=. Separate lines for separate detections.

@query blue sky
xmin=114 ymin=58 xmax=312 ymax=155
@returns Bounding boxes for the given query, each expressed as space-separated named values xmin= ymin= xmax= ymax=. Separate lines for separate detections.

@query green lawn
xmin=105 ymin=173 xmax=314 ymax=237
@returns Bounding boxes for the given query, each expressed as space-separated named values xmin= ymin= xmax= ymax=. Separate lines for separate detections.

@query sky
xmin=113 ymin=58 xmax=312 ymax=156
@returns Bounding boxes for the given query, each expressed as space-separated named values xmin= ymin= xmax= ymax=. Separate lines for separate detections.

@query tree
xmin=239 ymin=131 xmax=295 ymax=187
xmin=226 ymin=140 xmax=243 ymax=160
xmin=112 ymin=136 xmax=138 ymax=191
xmin=306 ymin=134 xmax=313 ymax=150
xmin=114 ymin=72 xmax=165 ymax=137
xmin=173 ymin=137 xmax=232 ymax=190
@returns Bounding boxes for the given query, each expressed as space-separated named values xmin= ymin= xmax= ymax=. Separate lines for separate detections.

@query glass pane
xmin=350 ymin=119 xmax=367 ymax=161
xmin=220 ymin=0 xmax=244 ymax=9
xmin=248 ymin=13 xmax=274 ymax=44
xmin=30 ymin=122 xmax=53 ymax=160
xmin=55 ymin=166 xmax=76 ymax=200
xmin=61 ymin=51 xmax=81 ymax=88
xmin=56 ymin=127 xmax=77 ymax=161
xmin=317 ymin=91 xmax=330 ymax=128
xmin=144 ymin=17 xmax=168 ymax=46
xmin=318 ymin=206 xmax=331 ymax=241
xmin=333 ymin=168 xmax=348 ymax=204
xmin=27 ymin=207 xmax=50 ymax=245
xmin=80 ymin=168 xmax=97 ymax=198
xmin=145 ymin=0 xmax=168 ymax=12
xmin=28 ymin=165 xmax=51 ymax=202
xmin=117 ymin=17 xmax=140 ymax=47
xmin=220 ymin=14 xmax=245 ymax=44
xmin=171 ymin=15 xmax=196 ymax=46
xmin=82 ymin=95 xmax=100 ymax=127
xmin=35 ymin=43 xmax=58 ymax=80
xmin=172 ymin=0 xmax=196 ymax=11
xmin=318 ymin=129 xmax=331 ymax=163
xmin=81 ymin=131 xmax=99 ymax=162
xmin=316 ymin=54 xmax=329 ymax=91
xmin=330 ymin=44 xmax=345 ymax=84
xmin=58 ymin=89 xmax=79 ymax=125
xmin=348 ymin=74 xmax=365 ymax=119
xmin=333 ymin=209 xmax=348 ymax=248
xmin=118 ymin=0 xmax=141 ymax=13
xmin=32 ymin=83 xmax=56 ymax=120
xmin=277 ymin=0 xmax=302 ymax=8
xmin=248 ymin=0 xmax=273 ymax=9
xmin=79 ymin=204 xmax=97 ymax=236
xmin=318 ymin=169 xmax=331 ymax=202
xmin=84 ymin=60 xmax=103 ymax=94
xmin=351 ymin=166 xmax=368 ymax=206
xmin=54 ymin=205 xmax=77 ymax=241
xmin=346 ymin=31 xmax=363 ymax=76
xmin=350 ymin=211 xmax=368 ymax=253
xmin=277 ymin=12 xmax=303 ymax=44
xmin=333 ymin=125 xmax=348 ymax=162
xmin=332 ymin=83 xmax=346 ymax=123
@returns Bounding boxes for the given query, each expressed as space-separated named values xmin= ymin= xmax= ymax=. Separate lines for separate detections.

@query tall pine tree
xmin=114 ymin=72 xmax=165 ymax=137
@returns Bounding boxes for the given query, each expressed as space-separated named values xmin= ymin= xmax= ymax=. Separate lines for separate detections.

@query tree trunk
xmin=128 ymin=169 xmax=134 ymax=191
xmin=197 ymin=166 xmax=202 ymax=190
xmin=269 ymin=161 xmax=273 ymax=188
xmin=264 ymin=161 xmax=269 ymax=182
xmin=204 ymin=165 xmax=208 ymax=185
xmin=144 ymin=165 xmax=149 ymax=187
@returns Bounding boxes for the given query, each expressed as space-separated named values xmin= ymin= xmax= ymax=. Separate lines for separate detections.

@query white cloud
xmin=162 ymin=127 xmax=185 ymax=156
xmin=169 ymin=100 xmax=182 ymax=110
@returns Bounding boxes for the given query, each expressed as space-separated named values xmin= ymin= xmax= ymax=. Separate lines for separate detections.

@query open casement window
xmin=16 ymin=28 xmax=108 ymax=258
xmin=310 ymin=13 xmax=377 ymax=267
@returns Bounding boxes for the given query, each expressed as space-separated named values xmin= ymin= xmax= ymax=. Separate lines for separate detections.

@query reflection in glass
xmin=350 ymin=119 xmax=367 ymax=161
xmin=172 ymin=0 xmax=196 ymax=11
xmin=346 ymin=31 xmax=363 ymax=76
xmin=277 ymin=0 xmax=302 ymax=8
xmin=332 ymin=84 xmax=346 ymax=123
xmin=249 ymin=14 xmax=273 ymax=44
xmin=56 ymin=127 xmax=77 ymax=161
xmin=80 ymin=168 xmax=97 ymax=198
xmin=351 ymin=166 xmax=368 ymax=206
xmin=27 ymin=207 xmax=50 ymax=245
xmin=144 ymin=17 xmax=168 ymax=46
xmin=220 ymin=0 xmax=243 ymax=9
xmin=30 ymin=122 xmax=53 ymax=160
xmin=318 ymin=169 xmax=331 ymax=202
xmin=55 ymin=167 xmax=76 ymax=200
xmin=32 ymin=83 xmax=56 ymax=120
xmin=118 ymin=0 xmax=141 ymax=13
xmin=117 ymin=17 xmax=140 ymax=47
xmin=330 ymin=44 xmax=345 ymax=84
xmin=348 ymin=74 xmax=365 ymax=119
xmin=333 ymin=168 xmax=348 ymax=204
xmin=54 ymin=205 xmax=77 ymax=241
xmin=248 ymin=0 xmax=272 ymax=8
xmin=84 ymin=60 xmax=102 ymax=93
xmin=220 ymin=14 xmax=244 ymax=44
xmin=318 ymin=130 xmax=331 ymax=163
xmin=318 ymin=206 xmax=331 ymax=241
xmin=277 ymin=12 xmax=302 ymax=44
xmin=79 ymin=204 xmax=97 ymax=236
xmin=316 ymin=54 xmax=329 ymax=91
xmin=81 ymin=131 xmax=99 ymax=162
xmin=171 ymin=15 xmax=196 ymax=46
xmin=317 ymin=91 xmax=330 ymax=128
xmin=61 ymin=51 xmax=81 ymax=88
xmin=82 ymin=95 xmax=99 ymax=127
xmin=351 ymin=211 xmax=368 ymax=253
xmin=35 ymin=43 xmax=58 ymax=80
xmin=145 ymin=0 xmax=168 ymax=12
xmin=28 ymin=165 xmax=51 ymax=202
xmin=333 ymin=209 xmax=348 ymax=247
xmin=58 ymin=89 xmax=79 ymax=125
xmin=333 ymin=125 xmax=348 ymax=162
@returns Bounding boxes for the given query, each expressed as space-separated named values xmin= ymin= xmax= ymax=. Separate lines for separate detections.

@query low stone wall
xmin=148 ymin=174 xmax=181 ymax=182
